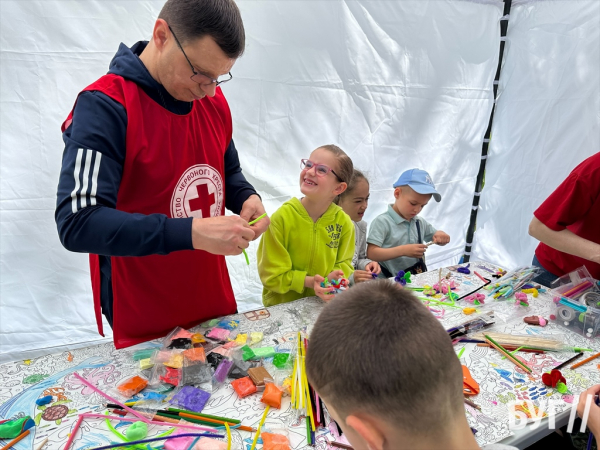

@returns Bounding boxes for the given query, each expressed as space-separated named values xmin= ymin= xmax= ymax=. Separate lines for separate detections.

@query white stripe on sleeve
xmin=70 ymin=148 xmax=84 ymax=213
xmin=80 ymin=149 xmax=93 ymax=209
xmin=90 ymin=152 xmax=102 ymax=206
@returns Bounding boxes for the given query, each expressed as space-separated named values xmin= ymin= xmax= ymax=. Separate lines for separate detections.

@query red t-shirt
xmin=534 ymin=152 xmax=600 ymax=279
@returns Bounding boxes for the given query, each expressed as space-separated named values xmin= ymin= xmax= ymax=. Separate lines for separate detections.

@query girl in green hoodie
xmin=257 ymin=145 xmax=356 ymax=306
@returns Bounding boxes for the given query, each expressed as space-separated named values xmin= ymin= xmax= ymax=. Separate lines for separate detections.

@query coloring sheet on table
xmin=0 ymin=299 xmax=329 ymax=450
xmin=1 ymin=261 xmax=599 ymax=449
xmin=411 ymin=261 xmax=600 ymax=444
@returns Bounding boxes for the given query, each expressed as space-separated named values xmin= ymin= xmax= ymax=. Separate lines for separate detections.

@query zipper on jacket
xmin=306 ymin=219 xmax=319 ymax=294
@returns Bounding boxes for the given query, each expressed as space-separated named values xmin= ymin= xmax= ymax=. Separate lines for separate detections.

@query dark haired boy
xmin=55 ymin=0 xmax=269 ymax=348
xmin=306 ymin=281 xmax=517 ymax=450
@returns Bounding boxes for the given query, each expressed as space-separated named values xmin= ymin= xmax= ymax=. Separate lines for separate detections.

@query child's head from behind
xmin=392 ymin=169 xmax=441 ymax=221
xmin=300 ymin=145 xmax=353 ymax=202
xmin=335 ymin=169 xmax=370 ymax=222
xmin=306 ymin=281 xmax=466 ymax=450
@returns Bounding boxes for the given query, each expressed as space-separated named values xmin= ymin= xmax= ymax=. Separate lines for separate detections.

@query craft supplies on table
xmin=551 ymin=266 xmax=600 ymax=339
xmin=1 ymin=260 xmax=599 ymax=450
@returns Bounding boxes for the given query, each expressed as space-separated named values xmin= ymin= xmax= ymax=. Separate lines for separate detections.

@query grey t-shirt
xmin=353 ymin=220 xmax=372 ymax=271
xmin=367 ymin=204 xmax=436 ymax=275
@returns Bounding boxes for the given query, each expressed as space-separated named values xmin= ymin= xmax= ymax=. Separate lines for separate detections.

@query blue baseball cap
xmin=393 ymin=169 xmax=441 ymax=202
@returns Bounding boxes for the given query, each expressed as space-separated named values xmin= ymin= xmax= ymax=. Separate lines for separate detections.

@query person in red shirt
xmin=528 ymin=152 xmax=600 ymax=286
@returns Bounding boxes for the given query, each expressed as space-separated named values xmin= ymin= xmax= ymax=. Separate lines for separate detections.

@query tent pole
xmin=462 ymin=0 xmax=512 ymax=263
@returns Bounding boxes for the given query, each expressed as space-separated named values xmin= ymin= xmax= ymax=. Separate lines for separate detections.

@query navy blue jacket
xmin=56 ymin=42 xmax=257 ymax=326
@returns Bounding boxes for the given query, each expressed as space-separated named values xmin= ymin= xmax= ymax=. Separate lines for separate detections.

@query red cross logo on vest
xmin=188 ymin=183 xmax=216 ymax=218
xmin=170 ymin=164 xmax=224 ymax=219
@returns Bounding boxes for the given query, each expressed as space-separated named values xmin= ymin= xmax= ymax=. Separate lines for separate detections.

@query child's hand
xmin=353 ymin=270 xmax=374 ymax=284
xmin=313 ymin=274 xmax=335 ymax=302
xmin=404 ymin=244 xmax=427 ymax=258
xmin=433 ymin=231 xmax=450 ymax=245
xmin=577 ymin=385 xmax=600 ymax=438
xmin=327 ymin=270 xmax=345 ymax=282
xmin=366 ymin=261 xmax=381 ymax=275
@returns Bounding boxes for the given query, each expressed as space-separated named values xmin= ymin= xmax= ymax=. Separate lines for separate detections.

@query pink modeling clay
xmin=207 ymin=328 xmax=230 ymax=341
xmin=194 ymin=437 xmax=228 ymax=450
xmin=165 ymin=430 xmax=196 ymax=450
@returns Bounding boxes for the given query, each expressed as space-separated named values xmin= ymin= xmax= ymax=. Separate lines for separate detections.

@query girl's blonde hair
xmin=318 ymin=144 xmax=354 ymax=185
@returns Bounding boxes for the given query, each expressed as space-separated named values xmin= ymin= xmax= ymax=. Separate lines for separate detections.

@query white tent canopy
xmin=1 ymin=0 xmax=598 ymax=363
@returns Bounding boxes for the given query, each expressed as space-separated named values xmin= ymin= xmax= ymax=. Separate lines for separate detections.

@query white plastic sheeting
xmin=472 ymin=0 xmax=600 ymax=268
xmin=2 ymin=0 xmax=549 ymax=363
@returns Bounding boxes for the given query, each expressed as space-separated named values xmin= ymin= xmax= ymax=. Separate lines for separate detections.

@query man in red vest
xmin=55 ymin=0 xmax=269 ymax=348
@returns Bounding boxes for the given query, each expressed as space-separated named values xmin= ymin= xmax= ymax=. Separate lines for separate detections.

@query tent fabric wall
xmin=1 ymin=0 xmax=510 ymax=363
xmin=472 ymin=0 xmax=600 ymax=268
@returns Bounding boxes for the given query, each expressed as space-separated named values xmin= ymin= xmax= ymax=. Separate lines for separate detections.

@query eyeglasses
xmin=300 ymin=159 xmax=342 ymax=182
xmin=168 ymin=25 xmax=233 ymax=87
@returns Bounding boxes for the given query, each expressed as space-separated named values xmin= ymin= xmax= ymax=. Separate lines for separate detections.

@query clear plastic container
xmin=551 ymin=266 xmax=600 ymax=339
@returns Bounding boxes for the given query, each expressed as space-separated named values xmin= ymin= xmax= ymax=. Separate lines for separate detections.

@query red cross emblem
xmin=188 ymin=183 xmax=216 ymax=218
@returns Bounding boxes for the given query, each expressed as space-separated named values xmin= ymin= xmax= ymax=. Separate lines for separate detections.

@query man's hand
xmin=365 ymin=261 xmax=381 ymax=274
xmin=577 ymin=385 xmax=600 ymax=439
xmin=403 ymin=244 xmax=427 ymax=258
xmin=240 ymin=194 xmax=270 ymax=240
xmin=433 ymin=231 xmax=450 ymax=245
xmin=192 ymin=216 xmax=255 ymax=255
xmin=313 ymin=274 xmax=335 ymax=302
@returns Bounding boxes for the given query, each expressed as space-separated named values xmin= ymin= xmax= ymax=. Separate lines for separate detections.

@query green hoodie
xmin=257 ymin=197 xmax=355 ymax=306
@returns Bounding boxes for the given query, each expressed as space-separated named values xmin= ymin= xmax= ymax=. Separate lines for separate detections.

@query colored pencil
xmin=464 ymin=398 xmax=481 ymax=411
xmin=571 ymin=351 xmax=600 ymax=370
xmin=166 ymin=408 xmax=241 ymax=424
xmin=484 ymin=334 xmax=532 ymax=373
xmin=152 ymin=414 xmax=181 ymax=425
xmin=330 ymin=442 xmax=354 ymax=450
xmin=176 ymin=412 xmax=254 ymax=432
xmin=476 ymin=343 xmax=545 ymax=354
xmin=554 ymin=353 xmax=584 ymax=370
xmin=306 ymin=416 xmax=311 ymax=445
xmin=35 ymin=437 xmax=49 ymax=450
xmin=1 ymin=430 xmax=30 ymax=450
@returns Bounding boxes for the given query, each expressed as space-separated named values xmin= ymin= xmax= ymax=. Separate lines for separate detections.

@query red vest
xmin=63 ymin=74 xmax=237 ymax=348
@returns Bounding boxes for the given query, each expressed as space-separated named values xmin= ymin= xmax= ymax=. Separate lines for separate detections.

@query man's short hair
xmin=159 ymin=0 xmax=245 ymax=58
xmin=306 ymin=281 xmax=464 ymax=435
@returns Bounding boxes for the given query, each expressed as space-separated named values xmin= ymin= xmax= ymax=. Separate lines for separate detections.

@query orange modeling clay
xmin=117 ymin=375 xmax=148 ymax=397
xmin=231 ymin=376 xmax=257 ymax=398
xmin=261 ymin=432 xmax=291 ymax=450
xmin=183 ymin=347 xmax=206 ymax=363
xmin=462 ymin=365 xmax=479 ymax=396
xmin=261 ymin=383 xmax=283 ymax=409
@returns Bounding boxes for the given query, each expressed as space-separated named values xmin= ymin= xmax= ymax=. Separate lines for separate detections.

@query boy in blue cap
xmin=367 ymin=169 xmax=450 ymax=276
